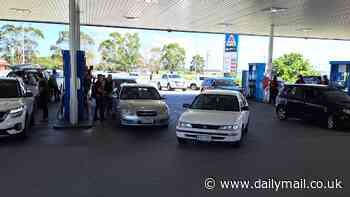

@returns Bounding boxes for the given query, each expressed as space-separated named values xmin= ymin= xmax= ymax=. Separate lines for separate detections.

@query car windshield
xmin=190 ymin=94 xmax=240 ymax=111
xmin=0 ymin=80 xmax=20 ymax=98
xmin=120 ymin=87 xmax=161 ymax=100
xmin=323 ymin=89 xmax=350 ymax=103
xmin=169 ymin=75 xmax=181 ymax=79
xmin=213 ymin=79 xmax=235 ymax=86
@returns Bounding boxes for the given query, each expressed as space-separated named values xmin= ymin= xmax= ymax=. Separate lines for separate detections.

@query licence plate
xmin=197 ymin=135 xmax=211 ymax=142
xmin=140 ymin=118 xmax=154 ymax=124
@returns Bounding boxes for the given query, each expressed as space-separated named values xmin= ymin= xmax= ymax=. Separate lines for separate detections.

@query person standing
xmin=296 ymin=74 xmax=305 ymax=84
xmin=93 ymin=74 xmax=105 ymax=122
xmin=322 ymin=75 xmax=329 ymax=85
xmin=104 ymin=74 xmax=113 ymax=116
xmin=270 ymin=76 xmax=279 ymax=104
xmin=38 ymin=73 xmax=49 ymax=122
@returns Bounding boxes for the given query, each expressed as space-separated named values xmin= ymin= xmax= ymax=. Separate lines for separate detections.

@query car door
xmin=286 ymin=86 xmax=306 ymax=117
xmin=161 ymin=75 xmax=168 ymax=87
xmin=239 ymin=94 xmax=250 ymax=126
xmin=304 ymin=87 xmax=326 ymax=119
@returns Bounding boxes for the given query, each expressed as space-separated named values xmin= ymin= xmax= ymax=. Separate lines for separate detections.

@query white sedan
xmin=176 ymin=89 xmax=250 ymax=146
xmin=117 ymin=84 xmax=169 ymax=127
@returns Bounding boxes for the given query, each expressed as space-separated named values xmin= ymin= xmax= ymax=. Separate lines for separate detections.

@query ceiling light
xmin=262 ymin=7 xmax=287 ymax=13
xmin=137 ymin=0 xmax=159 ymax=4
xmin=296 ymin=28 xmax=312 ymax=32
xmin=217 ymin=22 xmax=233 ymax=27
xmin=9 ymin=8 xmax=31 ymax=15
xmin=124 ymin=16 xmax=140 ymax=21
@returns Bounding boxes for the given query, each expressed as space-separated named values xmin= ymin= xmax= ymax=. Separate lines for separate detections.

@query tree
xmin=273 ymin=53 xmax=320 ymax=83
xmin=190 ymin=54 xmax=205 ymax=73
xmin=0 ymin=24 xmax=44 ymax=64
xmin=160 ymin=43 xmax=186 ymax=71
xmin=98 ymin=32 xmax=141 ymax=72
xmin=50 ymin=31 xmax=95 ymax=68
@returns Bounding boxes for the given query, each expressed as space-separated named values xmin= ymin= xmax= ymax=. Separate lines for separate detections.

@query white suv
xmin=176 ymin=89 xmax=250 ymax=146
xmin=0 ymin=78 xmax=35 ymax=138
xmin=157 ymin=74 xmax=187 ymax=91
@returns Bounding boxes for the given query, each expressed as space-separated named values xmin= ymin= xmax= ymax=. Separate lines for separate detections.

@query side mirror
xmin=183 ymin=104 xmax=191 ymax=108
xmin=241 ymin=106 xmax=249 ymax=111
xmin=25 ymin=91 xmax=33 ymax=97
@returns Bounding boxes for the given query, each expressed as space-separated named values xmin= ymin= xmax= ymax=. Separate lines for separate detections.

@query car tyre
xmin=327 ymin=114 xmax=337 ymax=130
xmin=167 ymin=84 xmax=173 ymax=91
xmin=276 ymin=106 xmax=288 ymax=120
xmin=16 ymin=118 xmax=29 ymax=139
xmin=177 ymin=137 xmax=186 ymax=144
xmin=190 ymin=84 xmax=197 ymax=90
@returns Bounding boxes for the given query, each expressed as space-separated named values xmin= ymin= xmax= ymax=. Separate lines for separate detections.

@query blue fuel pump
xmin=329 ymin=61 xmax=350 ymax=95
xmin=248 ymin=63 xmax=266 ymax=102
xmin=62 ymin=50 xmax=87 ymax=122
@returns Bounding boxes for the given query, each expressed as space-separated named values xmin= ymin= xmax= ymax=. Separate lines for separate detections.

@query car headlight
xmin=10 ymin=106 xmax=24 ymax=118
xmin=121 ymin=109 xmax=135 ymax=116
xmin=219 ymin=124 xmax=239 ymax=131
xmin=159 ymin=107 xmax=168 ymax=114
xmin=343 ymin=109 xmax=350 ymax=115
xmin=178 ymin=121 xmax=192 ymax=128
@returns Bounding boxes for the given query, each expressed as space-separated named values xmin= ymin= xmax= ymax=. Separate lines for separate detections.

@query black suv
xmin=276 ymin=84 xmax=350 ymax=129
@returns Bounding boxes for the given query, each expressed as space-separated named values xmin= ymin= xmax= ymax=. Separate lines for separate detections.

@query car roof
xmin=0 ymin=77 xmax=19 ymax=81
xmin=285 ymin=84 xmax=328 ymax=88
xmin=121 ymin=83 xmax=155 ymax=88
xmin=200 ymin=89 xmax=240 ymax=96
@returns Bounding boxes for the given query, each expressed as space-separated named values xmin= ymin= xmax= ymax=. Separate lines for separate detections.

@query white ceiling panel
xmin=1 ymin=0 xmax=350 ymax=40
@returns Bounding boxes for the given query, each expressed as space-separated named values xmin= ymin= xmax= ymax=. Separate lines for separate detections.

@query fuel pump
xmin=248 ymin=63 xmax=266 ymax=102
xmin=330 ymin=61 xmax=350 ymax=95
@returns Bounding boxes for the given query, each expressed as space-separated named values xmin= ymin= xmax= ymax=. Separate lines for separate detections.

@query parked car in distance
xmin=157 ymin=73 xmax=187 ymax=91
xmin=176 ymin=89 xmax=250 ymax=146
xmin=0 ymin=77 xmax=35 ymax=138
xmin=188 ymin=76 xmax=209 ymax=90
xmin=303 ymin=76 xmax=322 ymax=84
xmin=201 ymin=77 xmax=242 ymax=93
xmin=276 ymin=84 xmax=350 ymax=129
xmin=116 ymin=84 xmax=169 ymax=127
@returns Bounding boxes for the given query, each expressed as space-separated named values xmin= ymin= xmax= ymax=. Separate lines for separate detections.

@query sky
xmin=2 ymin=21 xmax=350 ymax=75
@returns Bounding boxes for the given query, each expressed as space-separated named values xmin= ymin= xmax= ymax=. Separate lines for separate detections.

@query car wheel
xmin=30 ymin=113 xmax=35 ymax=127
xmin=167 ymin=84 xmax=173 ymax=91
xmin=157 ymin=83 xmax=162 ymax=90
xmin=190 ymin=84 xmax=197 ymax=90
xmin=16 ymin=118 xmax=29 ymax=139
xmin=276 ymin=106 xmax=287 ymax=120
xmin=327 ymin=114 xmax=337 ymax=129
xmin=244 ymin=122 xmax=249 ymax=133
xmin=177 ymin=137 xmax=186 ymax=144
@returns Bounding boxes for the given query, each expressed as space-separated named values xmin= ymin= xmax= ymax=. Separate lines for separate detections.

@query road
xmin=0 ymin=90 xmax=349 ymax=197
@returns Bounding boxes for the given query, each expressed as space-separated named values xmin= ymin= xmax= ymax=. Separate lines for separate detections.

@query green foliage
xmin=160 ymin=43 xmax=186 ymax=71
xmin=190 ymin=54 xmax=205 ymax=73
xmin=273 ymin=53 xmax=320 ymax=83
xmin=0 ymin=24 xmax=44 ymax=64
xmin=98 ymin=32 xmax=141 ymax=72
xmin=33 ymin=56 xmax=57 ymax=69
xmin=50 ymin=31 xmax=95 ymax=68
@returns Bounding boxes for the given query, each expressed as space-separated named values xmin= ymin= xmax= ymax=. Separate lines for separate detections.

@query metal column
xmin=264 ymin=24 xmax=275 ymax=102
xmin=69 ymin=0 xmax=80 ymax=125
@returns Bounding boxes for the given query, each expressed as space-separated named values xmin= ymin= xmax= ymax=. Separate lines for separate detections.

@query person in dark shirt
xmin=93 ymin=74 xmax=105 ymax=121
xmin=296 ymin=75 xmax=305 ymax=84
xmin=270 ymin=76 xmax=279 ymax=104
xmin=38 ymin=73 xmax=49 ymax=121
xmin=322 ymin=75 xmax=329 ymax=85
xmin=104 ymin=74 xmax=113 ymax=116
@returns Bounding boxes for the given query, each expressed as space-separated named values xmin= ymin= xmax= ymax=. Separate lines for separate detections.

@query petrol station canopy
xmin=1 ymin=0 xmax=350 ymax=40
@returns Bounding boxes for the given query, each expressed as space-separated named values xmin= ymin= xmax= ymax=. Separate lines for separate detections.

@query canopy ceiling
xmin=1 ymin=0 xmax=350 ymax=40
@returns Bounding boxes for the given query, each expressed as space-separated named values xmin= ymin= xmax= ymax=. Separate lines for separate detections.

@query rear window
xmin=0 ymin=80 xmax=20 ymax=98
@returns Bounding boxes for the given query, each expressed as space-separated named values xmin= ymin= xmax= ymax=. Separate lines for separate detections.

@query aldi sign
xmin=223 ymin=33 xmax=239 ymax=74
xmin=225 ymin=33 xmax=239 ymax=52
